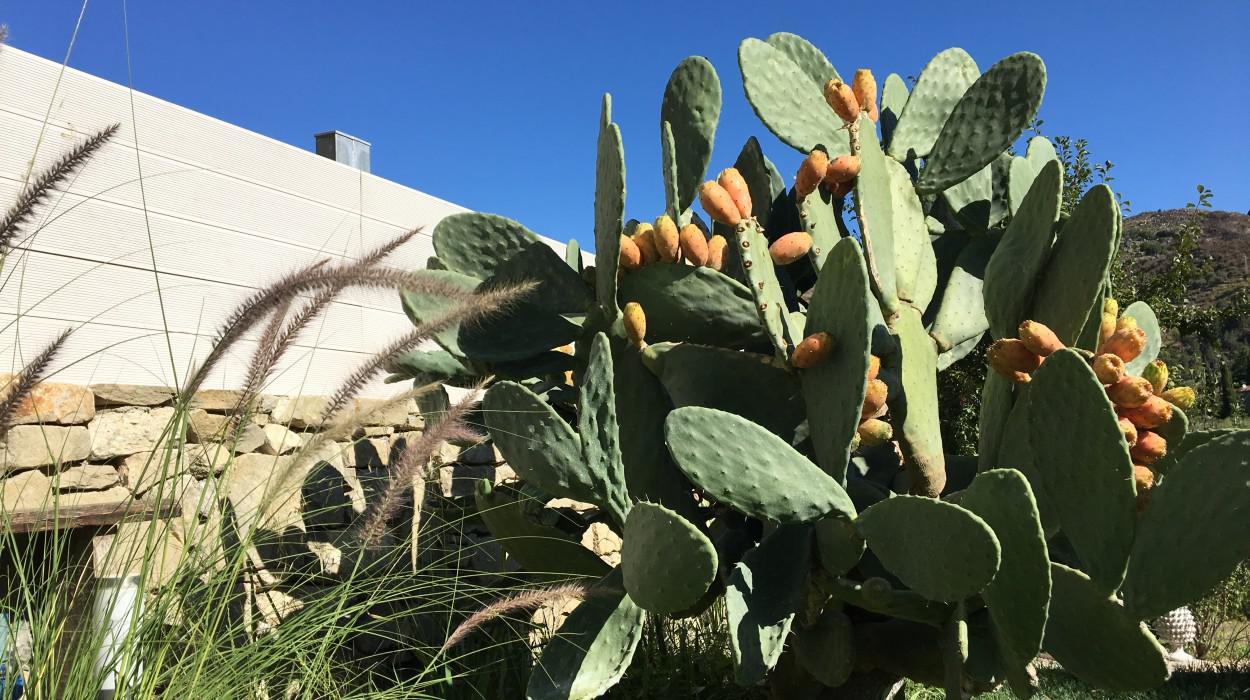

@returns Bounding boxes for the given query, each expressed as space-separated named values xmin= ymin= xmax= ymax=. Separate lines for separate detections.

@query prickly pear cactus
xmin=391 ymin=35 xmax=1250 ymax=700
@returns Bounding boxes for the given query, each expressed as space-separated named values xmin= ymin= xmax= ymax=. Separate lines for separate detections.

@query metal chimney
xmin=314 ymin=130 xmax=371 ymax=172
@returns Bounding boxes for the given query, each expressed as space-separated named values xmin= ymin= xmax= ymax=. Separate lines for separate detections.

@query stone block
xmin=87 ymin=407 xmax=176 ymax=459
xmin=90 ymin=383 xmax=173 ymax=407
xmin=54 ymin=464 xmax=120 ymax=491
xmin=2 ymin=425 xmax=91 ymax=468
xmin=188 ymin=389 xmax=244 ymax=412
xmin=259 ymin=423 xmax=304 ymax=455
xmin=1 ymin=469 xmax=52 ymax=511
xmin=0 ymin=373 xmax=95 ymax=425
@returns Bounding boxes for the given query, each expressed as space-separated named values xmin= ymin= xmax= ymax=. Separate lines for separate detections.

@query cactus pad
xmin=595 ymin=94 xmax=626 ymax=317
xmin=888 ymin=48 xmax=979 ymax=161
xmin=765 ymin=32 xmax=839 ymax=86
xmin=735 ymin=218 xmax=796 ymax=360
xmin=726 ymin=524 xmax=813 ymax=685
xmin=798 ymin=188 xmax=839 ymax=271
xmin=662 ymin=57 xmax=721 ymax=214
xmin=433 ymin=212 xmax=542 ymax=279
xmin=815 ymin=516 xmax=866 ymax=576
xmin=887 ymin=158 xmax=937 ymax=308
xmin=879 ymin=72 xmax=909 ymax=150
xmin=665 ymin=407 xmax=856 ymax=522
xmin=1025 ymin=135 xmax=1059 ymax=174
xmin=794 ymin=607 xmax=855 ymax=688
xmin=930 ymin=232 xmax=997 ymax=352
xmin=1120 ymin=301 xmax=1161 ymax=376
xmin=1030 ymin=184 xmax=1119 ymax=344
xmin=894 ymin=306 xmax=947 ymax=497
xmin=578 ymin=333 xmax=631 ymax=523
xmin=621 ymin=502 xmax=718 ymax=614
xmin=942 ymin=162 xmax=992 ymax=233
xmin=475 ymin=480 xmax=610 ymax=580
xmin=618 ymin=263 xmax=767 ymax=348
xmin=853 ymin=115 xmax=900 ymax=314
xmin=1007 ymin=156 xmax=1035 ymax=216
xmin=400 ymin=269 xmax=480 ymax=355
xmin=738 ymin=37 xmax=849 ymax=155
xmin=733 ymin=136 xmax=784 ymax=226
xmin=983 ymin=160 xmax=1061 ymax=339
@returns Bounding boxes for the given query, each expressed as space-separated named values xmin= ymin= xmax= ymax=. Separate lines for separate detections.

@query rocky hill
xmin=1122 ymin=209 xmax=1250 ymax=306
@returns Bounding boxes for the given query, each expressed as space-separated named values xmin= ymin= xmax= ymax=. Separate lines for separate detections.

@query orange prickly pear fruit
xmin=1092 ymin=353 xmax=1126 ymax=385
xmin=623 ymin=302 xmax=647 ymax=349
xmin=1118 ymin=417 xmax=1139 ymax=447
xmin=1107 ymin=376 xmax=1154 ymax=408
xmin=987 ymin=339 xmax=1042 ymax=383
xmin=1160 ymin=386 xmax=1196 ymax=410
xmin=654 ymin=215 xmax=681 ymax=263
xmin=1099 ymin=326 xmax=1148 ymax=363
xmin=1142 ymin=360 xmax=1168 ymax=394
xmin=1134 ymin=465 xmax=1155 ymax=513
xmin=828 ymin=178 xmax=854 ymax=198
xmin=632 ymin=223 xmax=658 ymax=264
xmin=718 ymin=168 xmax=753 ymax=220
xmin=699 ymin=181 xmax=741 ymax=226
xmin=792 ymin=331 xmax=835 ymax=369
xmin=867 ymin=355 xmax=881 ymax=382
xmin=1130 ymin=431 xmax=1167 ymax=466
xmin=619 ymin=234 xmax=642 ymax=271
xmin=861 ymin=378 xmax=889 ymax=419
xmin=857 ymin=418 xmax=892 ymax=446
xmin=794 ymin=150 xmax=829 ymax=199
xmin=706 ymin=234 xmax=728 ymax=272
xmin=852 ymin=69 xmax=879 ymax=122
xmin=1119 ymin=395 xmax=1173 ymax=430
xmin=1018 ymin=320 xmax=1064 ymax=357
xmin=769 ymin=232 xmax=814 ymax=265
xmin=824 ymin=154 xmax=861 ymax=186
xmin=556 ymin=344 xmax=575 ymax=386
xmin=823 ymin=79 xmax=861 ymax=123
xmin=678 ymin=224 xmax=708 ymax=266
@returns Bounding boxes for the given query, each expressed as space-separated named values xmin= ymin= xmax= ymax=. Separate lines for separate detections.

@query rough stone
xmin=189 ymin=389 xmax=245 ymax=412
xmin=259 ymin=424 xmax=304 ymax=455
xmin=54 ymin=464 xmax=120 ymax=491
xmin=92 ymin=520 xmax=184 ymax=587
xmin=54 ymin=485 xmax=134 ymax=510
xmin=187 ymin=442 xmax=232 ymax=478
xmin=0 ymin=373 xmax=95 ymax=425
xmin=351 ymin=398 xmax=412 ymax=427
xmin=1 ymin=468 xmax=52 ymax=511
xmin=306 ymin=540 xmax=342 ymax=575
xmin=357 ymin=426 xmax=394 ymax=438
xmin=90 ymin=383 xmax=173 ymax=407
xmin=87 ymin=407 xmax=176 ymax=459
xmin=119 ymin=449 xmax=186 ymax=495
xmin=187 ymin=409 xmax=229 ymax=442
xmin=435 ymin=442 xmax=461 ymax=466
xmin=272 ymin=396 xmax=412 ymax=429
xmin=270 ymin=396 xmax=330 ymax=428
xmin=547 ymin=498 xmax=600 ymax=517
xmin=2 ymin=425 xmax=91 ymax=469
xmin=494 ymin=464 xmax=518 ymax=484
xmin=224 ymin=452 xmax=309 ymax=535
xmin=230 ymin=423 xmax=266 ymax=454
xmin=581 ymin=521 xmax=623 ymax=567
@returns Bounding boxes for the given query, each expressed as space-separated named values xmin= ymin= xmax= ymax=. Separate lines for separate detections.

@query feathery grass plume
xmin=441 ymin=583 xmax=621 ymax=653
xmin=0 ymin=327 xmax=71 ymax=442
xmin=0 ymin=124 xmax=120 ymax=253
xmin=355 ymin=380 xmax=487 ymax=547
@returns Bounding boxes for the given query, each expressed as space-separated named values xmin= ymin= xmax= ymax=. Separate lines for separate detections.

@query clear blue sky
xmin=5 ymin=1 xmax=1249 ymax=248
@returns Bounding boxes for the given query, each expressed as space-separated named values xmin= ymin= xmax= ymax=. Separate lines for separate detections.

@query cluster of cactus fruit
xmin=392 ymin=32 xmax=1250 ymax=699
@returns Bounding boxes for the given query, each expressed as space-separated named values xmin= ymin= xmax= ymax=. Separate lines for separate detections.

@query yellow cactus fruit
xmin=824 ymin=154 xmax=861 ymax=186
xmin=861 ymin=378 xmax=889 ymax=419
xmin=1018 ymin=320 xmax=1065 ymax=357
xmin=823 ymin=79 xmax=861 ymax=123
xmin=1160 ymin=386 xmax=1196 ymax=410
xmin=653 ymin=215 xmax=681 ymax=263
xmin=1099 ymin=326 xmax=1148 ymax=363
xmin=1106 ymin=375 xmax=1154 ymax=408
xmin=699 ymin=181 xmax=741 ymax=226
xmin=632 ymin=223 xmax=658 ymax=264
xmin=769 ymin=232 xmax=814 ymax=265
xmin=987 ymin=338 xmax=1043 ymax=384
xmin=792 ymin=331 xmax=836 ymax=369
xmin=1104 ymin=298 xmax=1120 ymax=317
xmin=794 ymin=150 xmax=829 ymax=199
xmin=867 ymin=354 xmax=881 ymax=382
xmin=718 ymin=168 xmax=753 ymax=220
xmin=1092 ymin=353 xmax=1126 ymax=385
xmin=1099 ymin=298 xmax=1119 ymax=348
xmin=678 ymin=224 xmax=708 ymax=267
xmin=1141 ymin=360 xmax=1168 ymax=395
xmin=623 ymin=302 xmax=647 ymax=349
xmin=619 ymin=234 xmax=642 ymax=271
xmin=1130 ymin=430 xmax=1167 ymax=466
xmin=1118 ymin=395 xmax=1174 ymax=430
xmin=1133 ymin=464 xmax=1156 ymax=492
xmin=1116 ymin=316 xmax=1139 ymax=332
xmin=852 ymin=69 xmax=879 ymax=122
xmin=706 ymin=234 xmax=728 ymax=272
xmin=1118 ymin=417 xmax=1139 ymax=447
xmin=857 ymin=418 xmax=893 ymax=447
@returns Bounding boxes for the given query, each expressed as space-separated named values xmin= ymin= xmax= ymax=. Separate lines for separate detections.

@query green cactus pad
xmin=936 ymin=333 xmax=984 ymax=371
xmin=1154 ymin=404 xmax=1189 ymax=448
xmin=930 ymin=233 xmax=997 ymax=352
xmin=983 ymin=160 xmax=1061 ymax=340
xmin=942 ymin=162 xmax=992 ymax=233
xmin=894 ymin=305 xmax=948 ymax=497
xmin=1025 ymin=135 xmax=1059 ymax=174
xmin=735 ymin=218 xmax=795 ymax=360
xmin=829 ymin=576 xmax=951 ymax=627
xmin=578 ymin=333 xmax=631 ymax=524
xmin=977 ymin=373 xmax=1015 ymax=472
xmin=1007 ymin=156 xmax=1036 ymax=217
xmin=665 ymin=407 xmax=856 ymax=523
xmin=888 ymin=48 xmax=979 ymax=161
xmin=852 ymin=115 xmax=900 ymax=315
xmin=815 ymin=516 xmax=865 ymax=576
xmin=1120 ymin=300 xmax=1161 ymax=376
xmin=484 ymin=381 xmax=601 ymax=507
xmin=995 ymin=388 xmax=1059 ymax=537
xmin=618 ymin=264 xmax=768 ymax=349
xmin=726 ymin=524 xmax=813 ymax=685
xmin=798 ymin=188 xmax=839 ymax=271
xmin=621 ymin=502 xmax=718 ymax=615
xmin=432 ymin=212 xmax=542 ymax=279
xmin=399 ymin=269 xmax=480 ymax=355
xmin=1123 ymin=431 xmax=1250 ymax=619
xmin=475 ymin=480 xmax=610 ymax=580
xmin=1028 ymin=349 xmax=1135 ymax=593
xmin=386 ymin=348 xmax=472 ymax=382
xmin=733 ymin=136 xmax=784 ymax=226
xmin=794 ymin=607 xmax=855 ymax=688
xmin=738 ymin=37 xmax=849 ymax=156
xmin=886 ymin=159 xmax=938 ymax=309
xmin=960 ymin=469 xmax=1050 ymax=679
xmin=765 ymin=32 xmax=839 ymax=86
xmin=917 ymin=52 xmax=1046 ymax=194
xmin=1150 ymin=428 xmax=1234 ymax=477
xmin=856 ymin=496 xmax=1001 ymax=602
xmin=527 ymin=567 xmax=646 ymax=700
xmin=595 ymin=94 xmax=626 ymax=318
xmin=661 ymin=120 xmax=680 ymax=220
xmin=645 ymin=342 xmax=805 ymax=443
xmin=1043 ymin=563 xmax=1169 ymax=691
xmin=801 ymin=237 xmax=872 ymax=481
xmin=662 ymin=57 xmax=721 ymax=214
xmin=1030 ymin=185 xmax=1119 ymax=344
xmin=879 ymin=72 xmax=909 ymax=150
xmin=989 ymin=152 xmax=1012 ymax=228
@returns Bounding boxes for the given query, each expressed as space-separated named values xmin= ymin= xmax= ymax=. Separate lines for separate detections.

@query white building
xmin=0 ymin=46 xmax=544 ymax=398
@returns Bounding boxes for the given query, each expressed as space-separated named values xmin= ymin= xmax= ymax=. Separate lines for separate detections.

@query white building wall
xmin=0 ymin=46 xmax=545 ymax=397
